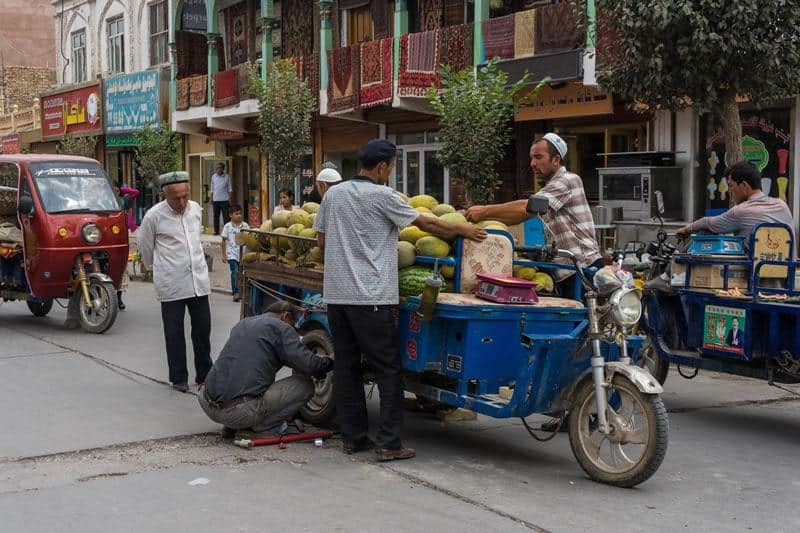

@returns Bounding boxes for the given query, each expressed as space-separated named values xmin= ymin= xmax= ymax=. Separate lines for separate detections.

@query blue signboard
xmin=104 ymin=70 xmax=160 ymax=135
xmin=182 ymin=0 xmax=207 ymax=31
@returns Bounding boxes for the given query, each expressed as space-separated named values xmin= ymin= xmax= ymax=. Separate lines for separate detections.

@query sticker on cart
xmin=446 ymin=354 xmax=463 ymax=373
xmin=703 ymin=305 xmax=746 ymax=354
xmin=409 ymin=313 xmax=420 ymax=333
xmin=406 ymin=339 xmax=418 ymax=360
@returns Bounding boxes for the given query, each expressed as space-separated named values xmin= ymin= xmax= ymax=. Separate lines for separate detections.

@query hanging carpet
xmin=327 ymin=45 xmax=360 ymax=113
xmin=443 ymin=0 xmax=465 ymax=27
xmin=359 ymin=37 xmax=393 ymax=108
xmin=176 ymin=78 xmax=191 ymax=110
xmin=535 ymin=1 xmax=583 ymax=53
xmin=482 ymin=14 xmax=515 ymax=60
xmin=398 ymin=30 xmax=441 ymax=98
xmin=514 ymin=9 xmax=536 ymax=58
xmin=283 ymin=0 xmax=315 ymax=58
xmin=189 ymin=75 xmax=208 ymax=107
xmin=213 ymin=70 xmax=239 ymax=108
xmin=225 ymin=1 xmax=249 ymax=67
xmin=372 ymin=0 xmax=390 ymax=39
xmin=440 ymin=23 xmax=473 ymax=73
xmin=419 ymin=0 xmax=443 ymax=31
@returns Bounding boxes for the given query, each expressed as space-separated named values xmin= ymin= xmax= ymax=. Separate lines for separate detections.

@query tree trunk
xmin=718 ymin=90 xmax=744 ymax=166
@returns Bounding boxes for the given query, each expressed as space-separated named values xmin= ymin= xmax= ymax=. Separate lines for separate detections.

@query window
xmin=107 ymin=17 xmax=125 ymax=74
xmin=71 ymin=31 xmax=87 ymax=82
xmin=149 ymin=1 xmax=168 ymax=66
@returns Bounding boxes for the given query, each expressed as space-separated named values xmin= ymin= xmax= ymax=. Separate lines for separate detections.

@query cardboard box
xmin=671 ymin=256 xmax=749 ymax=289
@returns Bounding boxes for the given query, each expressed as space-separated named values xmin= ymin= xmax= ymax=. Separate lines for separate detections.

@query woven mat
xmin=483 ymin=14 xmax=515 ymax=60
xmin=213 ymin=70 xmax=239 ymax=108
xmin=440 ymin=23 xmax=473 ymax=72
xmin=189 ymin=75 xmax=207 ymax=107
xmin=398 ymin=30 xmax=441 ymax=98
xmin=443 ymin=0 xmax=465 ymax=26
xmin=359 ymin=37 xmax=393 ymax=108
xmin=535 ymin=1 xmax=582 ymax=53
xmin=176 ymin=78 xmax=190 ymax=110
xmin=327 ymin=45 xmax=360 ymax=113
xmin=514 ymin=9 xmax=536 ymax=58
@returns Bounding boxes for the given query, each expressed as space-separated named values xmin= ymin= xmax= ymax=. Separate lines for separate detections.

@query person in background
xmin=138 ymin=171 xmax=213 ymax=393
xmin=221 ymin=204 xmax=249 ymax=302
xmin=208 ymin=162 xmax=232 ymax=235
xmin=314 ymin=168 xmax=342 ymax=199
xmin=198 ymin=301 xmax=333 ymax=439
xmin=274 ymin=188 xmax=297 ymax=213
xmin=117 ymin=184 xmax=140 ymax=311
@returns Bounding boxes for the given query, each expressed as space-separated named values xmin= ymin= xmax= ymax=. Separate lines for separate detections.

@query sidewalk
xmin=128 ymin=232 xmax=235 ymax=297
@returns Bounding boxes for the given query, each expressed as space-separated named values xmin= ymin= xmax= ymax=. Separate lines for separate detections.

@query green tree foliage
xmin=250 ymin=60 xmax=314 ymax=182
xmin=133 ymin=122 xmax=182 ymax=188
xmin=596 ymin=1 xmax=800 ymax=163
xmin=57 ymin=136 xmax=99 ymax=158
xmin=426 ymin=60 xmax=541 ymax=205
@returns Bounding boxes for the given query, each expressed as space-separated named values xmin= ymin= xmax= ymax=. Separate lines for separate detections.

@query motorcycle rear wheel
xmin=295 ymin=328 xmax=336 ymax=425
xmin=568 ymin=375 xmax=668 ymax=488
xmin=26 ymin=297 xmax=54 ymax=317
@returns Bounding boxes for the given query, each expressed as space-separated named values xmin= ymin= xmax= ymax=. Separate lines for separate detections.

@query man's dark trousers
xmin=327 ymin=304 xmax=403 ymax=449
xmin=212 ymin=201 xmax=230 ymax=234
xmin=161 ymin=295 xmax=212 ymax=385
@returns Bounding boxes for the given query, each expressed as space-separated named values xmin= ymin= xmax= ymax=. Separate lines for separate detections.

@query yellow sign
xmin=515 ymin=83 xmax=613 ymax=121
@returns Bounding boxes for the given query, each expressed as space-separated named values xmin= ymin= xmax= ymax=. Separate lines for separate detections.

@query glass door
xmin=394 ymin=144 xmax=449 ymax=204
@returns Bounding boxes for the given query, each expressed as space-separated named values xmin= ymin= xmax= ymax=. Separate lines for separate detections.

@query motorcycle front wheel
xmin=637 ymin=337 xmax=669 ymax=385
xmin=568 ymin=375 xmax=668 ymax=488
xmin=78 ymin=280 xmax=118 ymax=334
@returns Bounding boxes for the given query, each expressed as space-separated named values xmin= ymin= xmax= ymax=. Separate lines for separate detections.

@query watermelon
xmin=399 ymin=266 xmax=442 ymax=297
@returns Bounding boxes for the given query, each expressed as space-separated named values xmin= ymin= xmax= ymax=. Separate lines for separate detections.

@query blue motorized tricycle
xmin=239 ymin=198 xmax=668 ymax=487
xmin=640 ymin=220 xmax=800 ymax=390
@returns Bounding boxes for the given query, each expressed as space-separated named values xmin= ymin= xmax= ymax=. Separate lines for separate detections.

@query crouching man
xmin=199 ymin=301 xmax=333 ymax=438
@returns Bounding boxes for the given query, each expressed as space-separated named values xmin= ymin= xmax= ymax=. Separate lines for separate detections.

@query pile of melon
xmin=241 ymin=202 xmax=324 ymax=265
xmin=396 ymin=193 xmax=554 ymax=297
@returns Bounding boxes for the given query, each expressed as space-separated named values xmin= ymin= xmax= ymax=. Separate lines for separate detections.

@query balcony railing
xmin=0 ymin=102 xmax=41 ymax=136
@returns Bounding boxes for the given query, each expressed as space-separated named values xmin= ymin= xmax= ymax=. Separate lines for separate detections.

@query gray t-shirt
xmin=314 ymin=177 xmax=419 ymax=305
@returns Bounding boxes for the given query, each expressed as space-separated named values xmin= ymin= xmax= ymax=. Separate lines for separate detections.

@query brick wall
xmin=0 ymin=66 xmax=56 ymax=114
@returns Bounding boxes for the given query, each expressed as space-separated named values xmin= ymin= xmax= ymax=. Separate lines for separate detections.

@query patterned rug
xmin=440 ymin=23 xmax=473 ymax=72
xmin=372 ymin=0 xmax=390 ymax=39
xmin=235 ymin=64 xmax=255 ymax=100
xmin=398 ymin=30 xmax=441 ymax=97
xmin=175 ymin=31 xmax=209 ymax=79
xmin=189 ymin=75 xmax=207 ymax=107
xmin=359 ymin=37 xmax=393 ymax=108
xmin=535 ymin=1 xmax=583 ymax=53
xmin=419 ymin=0 xmax=443 ymax=31
xmin=176 ymin=78 xmax=191 ymax=110
xmin=225 ymin=1 xmax=249 ymax=67
xmin=443 ymin=0 xmax=465 ymax=27
xmin=483 ymin=14 xmax=515 ymax=60
xmin=283 ymin=0 xmax=314 ymax=58
xmin=213 ymin=70 xmax=239 ymax=108
xmin=327 ymin=45 xmax=360 ymax=113
xmin=514 ymin=9 xmax=536 ymax=58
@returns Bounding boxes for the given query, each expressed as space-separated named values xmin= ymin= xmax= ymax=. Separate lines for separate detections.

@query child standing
xmin=220 ymin=205 xmax=249 ymax=302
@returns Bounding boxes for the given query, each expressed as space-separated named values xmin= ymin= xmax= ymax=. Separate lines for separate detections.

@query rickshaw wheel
xmin=636 ymin=337 xmax=669 ymax=385
xmin=26 ymin=297 xmax=54 ymax=317
xmin=295 ymin=328 xmax=336 ymax=425
xmin=78 ymin=280 xmax=118 ymax=334
xmin=568 ymin=375 xmax=668 ymax=488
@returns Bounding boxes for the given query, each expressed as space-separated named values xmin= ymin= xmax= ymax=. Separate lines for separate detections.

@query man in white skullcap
xmin=138 ymin=171 xmax=212 ymax=393
xmin=466 ymin=133 xmax=602 ymax=295
xmin=314 ymin=167 xmax=342 ymax=198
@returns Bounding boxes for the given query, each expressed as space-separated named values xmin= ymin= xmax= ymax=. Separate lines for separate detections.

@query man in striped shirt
xmin=677 ymin=160 xmax=795 ymax=249
xmin=466 ymin=133 xmax=602 ymax=287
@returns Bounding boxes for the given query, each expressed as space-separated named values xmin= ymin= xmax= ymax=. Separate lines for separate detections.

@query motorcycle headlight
xmin=82 ymin=223 xmax=102 ymax=244
xmin=610 ymin=288 xmax=642 ymax=326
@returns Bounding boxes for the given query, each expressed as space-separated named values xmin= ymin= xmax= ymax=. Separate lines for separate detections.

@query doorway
xmin=393 ymin=144 xmax=449 ymax=204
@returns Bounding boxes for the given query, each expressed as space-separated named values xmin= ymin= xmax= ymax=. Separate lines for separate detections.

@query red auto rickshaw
xmin=0 ymin=154 xmax=129 ymax=333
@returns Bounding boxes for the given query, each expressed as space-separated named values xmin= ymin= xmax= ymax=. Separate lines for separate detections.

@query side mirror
xmin=526 ymin=194 xmax=549 ymax=215
xmin=18 ymin=196 xmax=34 ymax=216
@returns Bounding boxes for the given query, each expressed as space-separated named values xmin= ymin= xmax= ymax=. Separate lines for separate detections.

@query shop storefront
xmin=40 ymin=82 xmax=104 ymax=158
xmin=103 ymin=70 xmax=165 ymax=217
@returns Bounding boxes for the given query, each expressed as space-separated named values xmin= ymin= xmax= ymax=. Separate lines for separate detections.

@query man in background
xmin=208 ymin=162 xmax=232 ymax=235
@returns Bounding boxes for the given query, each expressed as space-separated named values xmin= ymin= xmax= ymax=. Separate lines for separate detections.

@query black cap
xmin=357 ymin=139 xmax=397 ymax=169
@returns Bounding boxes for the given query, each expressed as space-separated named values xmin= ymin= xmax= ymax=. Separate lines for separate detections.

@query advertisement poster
xmin=41 ymin=84 xmax=103 ymax=140
xmin=1 ymin=134 xmax=20 ymax=154
xmin=104 ymin=71 xmax=161 ymax=135
xmin=705 ymin=109 xmax=791 ymax=210
xmin=703 ymin=305 xmax=746 ymax=354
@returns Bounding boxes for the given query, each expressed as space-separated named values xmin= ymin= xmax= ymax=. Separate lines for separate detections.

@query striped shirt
xmin=314 ymin=177 xmax=419 ymax=305
xmin=689 ymin=192 xmax=795 ymax=250
xmin=537 ymin=166 xmax=601 ymax=279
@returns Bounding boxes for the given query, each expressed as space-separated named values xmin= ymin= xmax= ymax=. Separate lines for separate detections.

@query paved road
xmin=1 ymin=282 xmax=798 ymax=532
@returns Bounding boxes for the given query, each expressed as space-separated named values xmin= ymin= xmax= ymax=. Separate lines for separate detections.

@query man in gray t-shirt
xmin=314 ymin=139 xmax=485 ymax=461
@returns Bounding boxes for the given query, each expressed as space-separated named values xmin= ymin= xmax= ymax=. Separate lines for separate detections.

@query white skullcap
xmin=542 ymin=133 xmax=568 ymax=159
xmin=316 ymin=168 xmax=342 ymax=183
